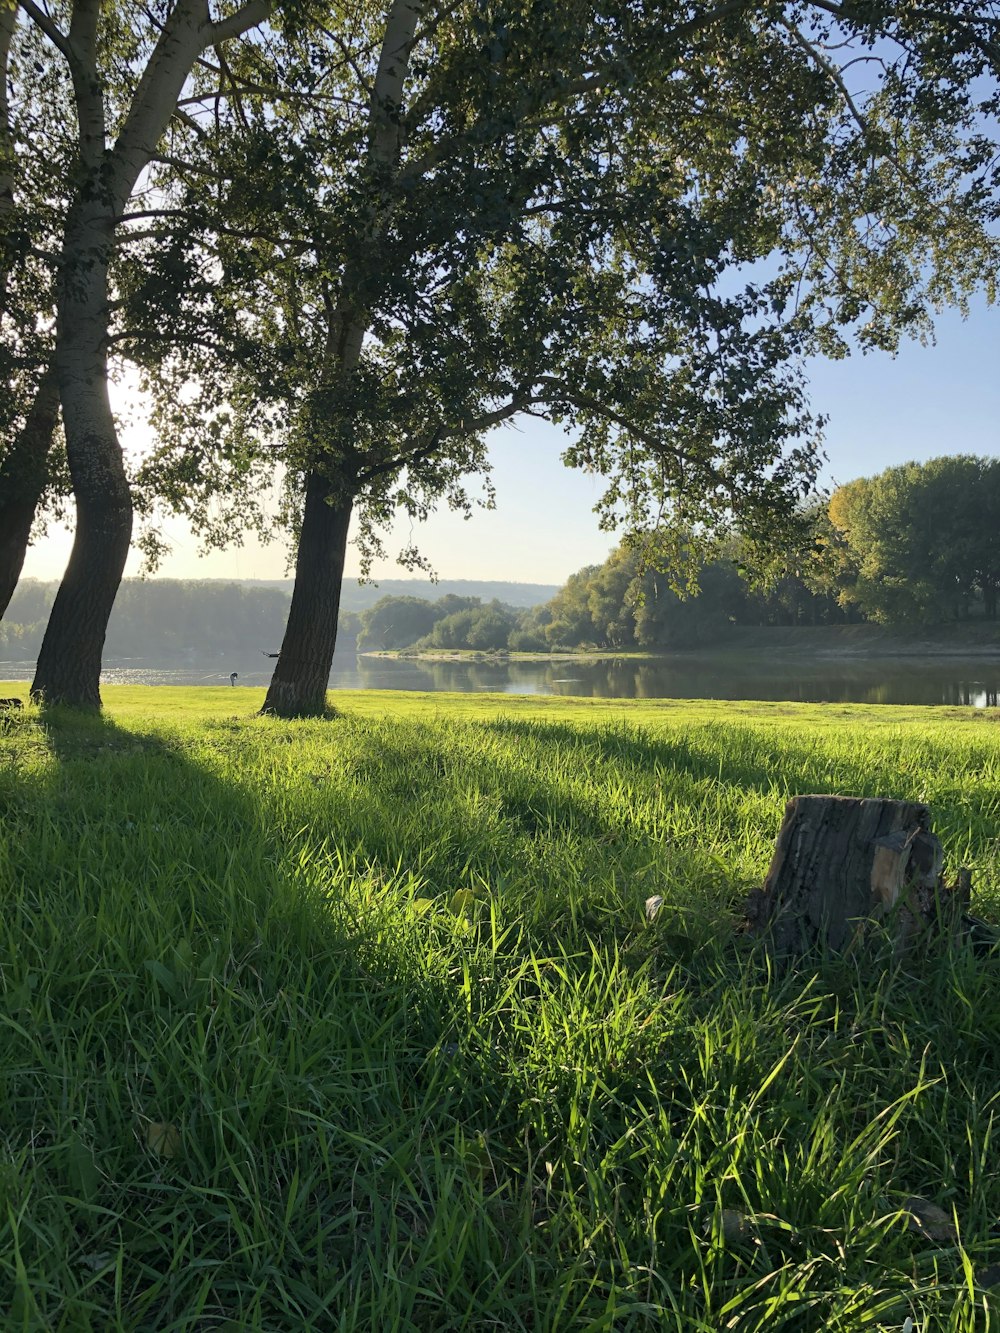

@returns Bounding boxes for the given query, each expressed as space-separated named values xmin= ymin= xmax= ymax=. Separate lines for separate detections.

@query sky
xmin=19 ymin=295 xmax=1000 ymax=589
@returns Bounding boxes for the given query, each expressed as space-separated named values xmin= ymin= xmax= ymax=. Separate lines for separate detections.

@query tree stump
xmin=744 ymin=795 xmax=974 ymax=956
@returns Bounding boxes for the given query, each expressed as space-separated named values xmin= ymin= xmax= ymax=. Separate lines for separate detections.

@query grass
xmin=2 ymin=685 xmax=1000 ymax=1330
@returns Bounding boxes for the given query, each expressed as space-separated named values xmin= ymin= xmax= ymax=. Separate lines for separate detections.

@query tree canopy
xmin=828 ymin=456 xmax=1000 ymax=623
xmin=2 ymin=0 xmax=273 ymax=707
xmin=125 ymin=0 xmax=1000 ymax=712
xmin=5 ymin=0 xmax=1000 ymax=711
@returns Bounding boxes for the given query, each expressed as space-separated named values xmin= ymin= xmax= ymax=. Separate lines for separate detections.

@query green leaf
xmin=65 ymin=1132 xmax=100 ymax=1204
xmin=144 ymin=959 xmax=179 ymax=1000
xmin=448 ymin=889 xmax=475 ymax=916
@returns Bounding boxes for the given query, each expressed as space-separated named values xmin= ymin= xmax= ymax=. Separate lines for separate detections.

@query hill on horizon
xmin=267 ymin=577 xmax=559 ymax=609
xmin=2 ymin=578 xmax=561 ymax=662
xmin=122 ymin=576 xmax=561 ymax=609
xmin=11 ymin=577 xmax=560 ymax=610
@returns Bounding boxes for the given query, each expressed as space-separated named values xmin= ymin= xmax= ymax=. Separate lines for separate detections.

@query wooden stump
xmin=744 ymin=795 xmax=973 ymax=956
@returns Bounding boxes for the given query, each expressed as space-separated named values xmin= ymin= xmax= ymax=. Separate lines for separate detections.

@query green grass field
xmin=3 ymin=685 xmax=1000 ymax=1330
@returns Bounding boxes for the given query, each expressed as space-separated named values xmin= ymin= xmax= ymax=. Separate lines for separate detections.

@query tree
xmin=540 ymin=567 xmax=603 ymax=650
xmin=357 ymin=596 xmax=440 ymax=651
xmin=585 ymin=547 xmax=640 ymax=650
xmin=968 ymin=460 xmax=1000 ymax=618
xmin=0 ymin=369 xmax=61 ymax=616
xmin=416 ymin=601 xmax=519 ymax=650
xmin=15 ymin=0 xmax=271 ymax=708
xmin=131 ymin=0 xmax=1000 ymax=715
xmin=829 ymin=456 xmax=1000 ymax=624
xmin=0 ymin=9 xmax=65 ymax=615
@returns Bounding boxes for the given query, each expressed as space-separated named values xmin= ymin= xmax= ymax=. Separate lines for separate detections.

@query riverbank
xmin=367 ymin=619 xmax=1000 ymax=662
xmin=2 ymin=687 xmax=1000 ymax=1327
xmin=6 ymin=644 xmax=1000 ymax=708
xmin=714 ymin=621 xmax=1000 ymax=658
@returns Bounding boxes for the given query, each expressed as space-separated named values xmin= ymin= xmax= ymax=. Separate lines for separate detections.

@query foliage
xmin=0 ymin=10 xmax=70 ymax=519
xmin=356 ymin=593 xmax=523 ymax=652
xmin=1 ymin=689 xmax=1000 ymax=1327
xmin=0 ymin=579 xmax=363 ymax=659
xmin=829 ymin=456 xmax=1000 ymax=624
xmin=130 ymin=0 xmax=1000 ymax=589
xmin=527 ymin=538 xmax=854 ymax=651
xmin=356 ymin=595 xmax=443 ymax=651
xmin=416 ymin=601 xmax=521 ymax=651
xmin=527 ymin=455 xmax=1000 ymax=649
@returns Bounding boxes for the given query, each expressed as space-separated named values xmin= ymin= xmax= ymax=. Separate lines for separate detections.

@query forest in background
xmin=522 ymin=456 xmax=1000 ymax=651
xmin=5 ymin=456 xmax=999 ymax=661
xmin=0 ymin=580 xmax=559 ymax=659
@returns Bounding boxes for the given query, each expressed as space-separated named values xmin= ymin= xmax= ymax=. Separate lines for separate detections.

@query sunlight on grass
xmin=2 ymin=688 xmax=1000 ymax=1328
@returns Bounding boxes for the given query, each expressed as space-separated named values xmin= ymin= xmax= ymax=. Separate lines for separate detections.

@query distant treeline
xmin=5 ymin=456 xmax=995 ymax=660
xmin=826 ymin=455 xmax=1000 ymax=624
xmin=358 ymin=455 xmax=1000 ymax=653
xmin=0 ymin=579 xmax=554 ymax=660
xmin=0 ymin=581 xmax=329 ymax=660
xmin=350 ymin=566 xmax=847 ymax=655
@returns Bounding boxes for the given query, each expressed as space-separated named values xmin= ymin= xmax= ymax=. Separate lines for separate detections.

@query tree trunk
xmin=0 ymin=6 xmax=60 ymax=621
xmin=262 ymin=0 xmax=425 ymax=718
xmin=744 ymin=795 xmax=971 ymax=956
xmin=0 ymin=367 xmax=60 ymax=618
xmin=19 ymin=0 xmax=271 ymax=708
xmin=31 ymin=204 xmax=132 ymax=709
xmin=262 ymin=472 xmax=353 ymax=717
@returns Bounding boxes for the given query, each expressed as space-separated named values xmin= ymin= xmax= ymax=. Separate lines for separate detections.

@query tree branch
xmin=783 ymin=12 xmax=996 ymax=248
xmin=805 ymin=0 xmax=1000 ymax=70
xmin=779 ymin=17 xmax=869 ymax=140
xmin=150 ymin=152 xmax=229 ymax=180
xmin=322 ymin=24 xmax=374 ymax=98
xmin=17 ymin=0 xmax=72 ymax=60
xmin=209 ymin=0 xmax=271 ymax=45
xmin=661 ymin=0 xmax=753 ymax=47
xmin=356 ymin=391 xmax=531 ymax=483
xmin=529 ymin=375 xmax=727 ymax=485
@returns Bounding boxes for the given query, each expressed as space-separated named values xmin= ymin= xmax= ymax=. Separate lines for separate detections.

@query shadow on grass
xmin=477 ymin=714 xmax=1000 ymax=856
xmin=4 ymin=704 xmax=1000 ymax=1329
xmin=0 ymin=706 xmax=542 ymax=1329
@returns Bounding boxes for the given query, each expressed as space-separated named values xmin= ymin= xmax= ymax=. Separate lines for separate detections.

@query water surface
xmin=4 ymin=652 xmax=1000 ymax=707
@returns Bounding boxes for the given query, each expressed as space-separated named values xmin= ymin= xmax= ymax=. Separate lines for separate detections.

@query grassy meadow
xmin=3 ymin=685 xmax=1000 ymax=1329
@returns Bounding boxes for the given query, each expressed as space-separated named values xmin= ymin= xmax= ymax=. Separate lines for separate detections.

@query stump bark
xmin=744 ymin=795 xmax=972 ymax=956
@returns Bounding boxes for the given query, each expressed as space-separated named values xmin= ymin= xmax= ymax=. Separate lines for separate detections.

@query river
xmin=4 ymin=652 xmax=1000 ymax=706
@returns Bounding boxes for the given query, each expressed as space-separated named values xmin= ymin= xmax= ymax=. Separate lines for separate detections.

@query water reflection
xmin=2 ymin=653 xmax=1000 ymax=707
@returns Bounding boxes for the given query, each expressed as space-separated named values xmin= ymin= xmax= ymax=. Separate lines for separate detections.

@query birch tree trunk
xmin=24 ymin=0 xmax=270 ymax=707
xmin=32 ymin=198 xmax=131 ymax=706
xmin=263 ymin=0 xmax=423 ymax=718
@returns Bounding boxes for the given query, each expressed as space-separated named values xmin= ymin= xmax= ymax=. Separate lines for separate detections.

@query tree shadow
xmin=4 ymin=701 xmax=999 ymax=1327
xmin=478 ymin=714 xmax=853 ymax=796
xmin=2 ymin=705 xmax=543 ymax=1327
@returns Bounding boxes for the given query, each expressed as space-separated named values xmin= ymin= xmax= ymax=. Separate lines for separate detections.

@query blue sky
xmin=21 ymin=295 xmax=999 ymax=588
